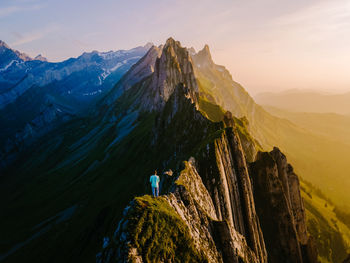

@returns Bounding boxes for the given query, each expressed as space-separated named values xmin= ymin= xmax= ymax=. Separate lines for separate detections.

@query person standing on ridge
xmin=150 ymin=170 xmax=160 ymax=197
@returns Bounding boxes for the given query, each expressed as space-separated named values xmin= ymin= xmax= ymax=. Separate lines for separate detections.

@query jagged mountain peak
xmin=144 ymin=42 xmax=154 ymax=50
xmin=0 ymin=40 xmax=33 ymax=71
xmin=188 ymin=47 xmax=196 ymax=55
xmin=192 ymin=43 xmax=214 ymax=68
xmin=161 ymin=37 xmax=190 ymax=63
xmin=202 ymin=44 xmax=210 ymax=53
xmin=0 ymin=40 xmax=32 ymax=61
xmin=34 ymin=54 xmax=48 ymax=62
xmin=145 ymin=37 xmax=199 ymax=110
xmin=0 ymin=40 xmax=10 ymax=48
xmin=164 ymin=37 xmax=178 ymax=46
xmin=104 ymin=37 xmax=199 ymax=112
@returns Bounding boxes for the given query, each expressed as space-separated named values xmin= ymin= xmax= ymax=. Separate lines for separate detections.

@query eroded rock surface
xmin=250 ymin=148 xmax=318 ymax=263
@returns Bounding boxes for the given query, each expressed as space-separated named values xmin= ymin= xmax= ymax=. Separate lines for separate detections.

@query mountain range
xmin=254 ymin=90 xmax=350 ymax=115
xmin=0 ymin=40 xmax=151 ymax=170
xmin=0 ymin=38 xmax=349 ymax=263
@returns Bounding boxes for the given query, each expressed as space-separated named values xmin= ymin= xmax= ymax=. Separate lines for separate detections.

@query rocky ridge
xmin=95 ymin=38 xmax=316 ymax=263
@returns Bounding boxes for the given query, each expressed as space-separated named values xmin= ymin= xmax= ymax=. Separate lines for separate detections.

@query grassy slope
xmin=0 ymin=81 xmax=161 ymax=262
xmin=197 ymin=96 xmax=261 ymax=162
xmin=116 ymin=195 xmax=207 ymax=262
xmin=300 ymin=181 xmax=350 ymax=263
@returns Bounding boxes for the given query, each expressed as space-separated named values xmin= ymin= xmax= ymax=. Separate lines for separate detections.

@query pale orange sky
xmin=1 ymin=0 xmax=349 ymax=94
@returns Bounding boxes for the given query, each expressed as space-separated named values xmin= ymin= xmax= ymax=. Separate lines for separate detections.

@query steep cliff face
xmin=144 ymin=38 xmax=198 ymax=111
xmin=250 ymin=148 xmax=318 ymax=263
xmin=196 ymin=116 xmax=267 ymax=263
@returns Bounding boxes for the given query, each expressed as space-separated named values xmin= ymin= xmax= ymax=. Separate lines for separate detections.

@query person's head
xmin=154 ymin=170 xmax=157 ymax=175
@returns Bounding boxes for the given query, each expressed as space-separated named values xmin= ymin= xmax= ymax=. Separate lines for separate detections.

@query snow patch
xmin=83 ymin=89 xmax=102 ymax=96
xmin=98 ymin=50 xmax=126 ymax=60
xmin=0 ymin=60 xmax=18 ymax=72
xmin=110 ymin=62 xmax=123 ymax=72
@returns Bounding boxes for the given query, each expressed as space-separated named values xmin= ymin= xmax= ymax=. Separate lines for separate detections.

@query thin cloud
xmin=0 ymin=3 xmax=45 ymax=18
xmin=12 ymin=24 xmax=61 ymax=46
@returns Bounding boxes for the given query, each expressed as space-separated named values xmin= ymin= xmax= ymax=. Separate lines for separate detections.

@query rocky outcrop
xmin=144 ymin=37 xmax=199 ymax=110
xmin=99 ymin=159 xmax=261 ymax=263
xmin=196 ymin=113 xmax=267 ymax=263
xmin=250 ymin=147 xmax=318 ymax=263
xmin=168 ymin=158 xmax=262 ymax=263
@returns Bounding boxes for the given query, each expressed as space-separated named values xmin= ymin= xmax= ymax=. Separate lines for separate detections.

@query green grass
xmin=198 ymin=97 xmax=225 ymax=122
xmin=118 ymin=195 xmax=207 ymax=263
xmin=301 ymin=181 xmax=350 ymax=263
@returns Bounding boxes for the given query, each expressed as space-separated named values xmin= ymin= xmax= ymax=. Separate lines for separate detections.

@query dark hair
xmin=154 ymin=170 xmax=157 ymax=174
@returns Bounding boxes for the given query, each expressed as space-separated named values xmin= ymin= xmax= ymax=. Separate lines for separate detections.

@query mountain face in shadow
xmin=0 ymin=40 xmax=151 ymax=171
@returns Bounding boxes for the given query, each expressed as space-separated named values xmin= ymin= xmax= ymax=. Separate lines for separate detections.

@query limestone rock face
xmin=145 ymin=38 xmax=199 ymax=110
xmin=167 ymin=158 xmax=262 ymax=263
xmin=196 ymin=122 xmax=267 ymax=263
xmin=250 ymin=147 xmax=318 ymax=263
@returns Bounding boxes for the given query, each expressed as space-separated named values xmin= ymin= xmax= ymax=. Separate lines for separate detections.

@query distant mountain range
xmin=0 ymin=40 xmax=152 ymax=109
xmin=254 ymin=90 xmax=350 ymax=115
xmin=0 ymin=40 xmax=151 ymax=169
xmin=263 ymin=105 xmax=350 ymax=146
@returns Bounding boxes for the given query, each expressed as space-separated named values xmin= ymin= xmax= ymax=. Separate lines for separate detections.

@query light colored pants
xmin=152 ymin=186 xmax=159 ymax=197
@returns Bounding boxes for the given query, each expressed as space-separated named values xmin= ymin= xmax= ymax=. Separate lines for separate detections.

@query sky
xmin=1 ymin=0 xmax=349 ymax=95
